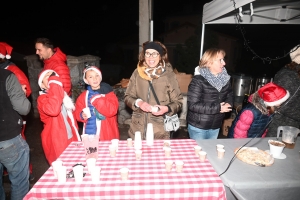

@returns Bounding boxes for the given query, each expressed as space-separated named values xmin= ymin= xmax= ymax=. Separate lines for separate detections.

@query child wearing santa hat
xmin=37 ymin=69 xmax=81 ymax=165
xmin=228 ymin=82 xmax=290 ymax=138
xmin=74 ymin=66 xmax=119 ymax=140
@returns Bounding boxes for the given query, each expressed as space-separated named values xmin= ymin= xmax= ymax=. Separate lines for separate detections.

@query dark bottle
xmin=242 ymin=94 xmax=249 ymax=108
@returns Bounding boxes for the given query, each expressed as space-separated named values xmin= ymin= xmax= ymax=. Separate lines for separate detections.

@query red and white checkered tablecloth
xmin=24 ymin=139 xmax=226 ymax=200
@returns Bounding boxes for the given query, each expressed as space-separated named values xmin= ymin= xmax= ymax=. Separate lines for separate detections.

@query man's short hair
xmin=35 ymin=38 xmax=54 ymax=50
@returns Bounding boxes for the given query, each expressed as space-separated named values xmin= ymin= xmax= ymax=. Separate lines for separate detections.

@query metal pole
xmin=200 ymin=23 xmax=205 ymax=59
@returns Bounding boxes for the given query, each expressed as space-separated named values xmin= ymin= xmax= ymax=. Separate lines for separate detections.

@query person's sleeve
xmin=166 ymin=71 xmax=183 ymax=115
xmin=7 ymin=65 xmax=32 ymax=97
xmin=233 ymin=110 xmax=254 ymax=138
xmin=39 ymin=76 xmax=64 ymax=116
xmin=52 ymin=63 xmax=72 ymax=96
xmin=91 ymin=92 xmax=119 ymax=117
xmin=74 ymin=93 xmax=87 ymax=122
xmin=6 ymin=74 xmax=31 ymax=115
xmin=187 ymin=77 xmax=215 ymax=114
xmin=124 ymin=70 xmax=140 ymax=111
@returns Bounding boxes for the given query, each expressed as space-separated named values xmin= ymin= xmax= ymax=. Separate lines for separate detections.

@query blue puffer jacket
xmin=228 ymin=101 xmax=271 ymax=138
xmin=84 ymin=83 xmax=111 ymax=135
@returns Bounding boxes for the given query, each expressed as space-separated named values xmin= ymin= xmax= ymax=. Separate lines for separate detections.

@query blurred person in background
xmin=266 ymin=44 xmax=300 ymax=136
xmin=35 ymin=38 xmax=72 ymax=96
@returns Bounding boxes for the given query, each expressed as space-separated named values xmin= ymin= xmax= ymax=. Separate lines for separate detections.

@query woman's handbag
xmin=148 ymin=81 xmax=180 ymax=132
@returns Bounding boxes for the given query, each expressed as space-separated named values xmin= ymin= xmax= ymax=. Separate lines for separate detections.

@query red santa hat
xmin=38 ymin=69 xmax=59 ymax=89
xmin=83 ymin=66 xmax=102 ymax=84
xmin=0 ymin=42 xmax=13 ymax=59
xmin=258 ymin=82 xmax=290 ymax=106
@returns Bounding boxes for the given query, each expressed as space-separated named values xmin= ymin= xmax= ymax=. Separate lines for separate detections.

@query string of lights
xmin=232 ymin=0 xmax=300 ymax=64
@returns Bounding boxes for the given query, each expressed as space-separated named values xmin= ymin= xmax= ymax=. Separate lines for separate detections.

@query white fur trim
xmin=83 ymin=67 xmax=102 ymax=84
xmin=90 ymin=94 xmax=105 ymax=104
xmin=38 ymin=69 xmax=57 ymax=89
xmin=6 ymin=55 xmax=11 ymax=59
xmin=264 ymin=91 xmax=290 ymax=106
xmin=63 ymin=92 xmax=75 ymax=111
xmin=48 ymin=80 xmax=63 ymax=87
xmin=0 ymin=54 xmax=4 ymax=58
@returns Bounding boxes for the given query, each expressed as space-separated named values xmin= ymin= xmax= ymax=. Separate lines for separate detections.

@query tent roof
xmin=203 ymin=0 xmax=300 ymax=24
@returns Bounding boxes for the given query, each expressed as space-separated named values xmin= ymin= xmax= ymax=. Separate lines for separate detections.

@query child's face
xmin=41 ymin=71 xmax=54 ymax=90
xmin=85 ymin=70 xmax=101 ymax=90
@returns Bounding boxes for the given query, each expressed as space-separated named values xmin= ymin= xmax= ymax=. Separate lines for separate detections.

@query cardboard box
xmin=222 ymin=118 xmax=233 ymax=137
xmin=175 ymin=73 xmax=193 ymax=94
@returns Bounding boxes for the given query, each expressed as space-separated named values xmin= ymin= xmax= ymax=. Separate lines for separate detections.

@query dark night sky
xmin=1 ymin=0 xmax=299 ymax=73
xmin=1 ymin=1 xmax=207 ymax=57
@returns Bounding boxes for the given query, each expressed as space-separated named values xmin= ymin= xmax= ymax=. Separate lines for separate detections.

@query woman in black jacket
xmin=187 ymin=48 xmax=233 ymax=140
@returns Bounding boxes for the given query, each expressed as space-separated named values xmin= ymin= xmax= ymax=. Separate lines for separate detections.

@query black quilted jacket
xmin=187 ymin=75 xmax=233 ymax=129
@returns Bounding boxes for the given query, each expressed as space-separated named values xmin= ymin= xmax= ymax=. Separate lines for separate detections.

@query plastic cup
xmin=86 ymin=157 xmax=96 ymax=174
xmin=52 ymin=160 xmax=63 ymax=178
xmin=217 ymin=148 xmax=225 ymax=158
xmin=268 ymin=140 xmax=285 ymax=158
xmin=135 ymin=150 xmax=142 ymax=160
xmin=91 ymin=166 xmax=101 ymax=183
xmin=194 ymin=145 xmax=202 ymax=156
xmin=175 ymin=160 xmax=184 ymax=172
xmin=163 ymin=140 xmax=171 ymax=148
xmin=73 ymin=165 xmax=84 ymax=183
xmin=127 ymin=138 xmax=133 ymax=147
xmin=216 ymin=144 xmax=224 ymax=150
xmin=57 ymin=166 xmax=67 ymax=183
xmin=199 ymin=151 xmax=207 ymax=162
xmin=165 ymin=160 xmax=173 ymax=172
xmin=164 ymin=146 xmax=172 ymax=157
xmin=82 ymin=107 xmax=91 ymax=118
xmin=109 ymin=145 xmax=116 ymax=157
xmin=111 ymin=139 xmax=119 ymax=152
xmin=120 ymin=167 xmax=129 ymax=180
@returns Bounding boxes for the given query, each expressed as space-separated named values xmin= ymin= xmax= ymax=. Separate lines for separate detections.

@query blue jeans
xmin=0 ymin=134 xmax=30 ymax=200
xmin=188 ymin=124 xmax=220 ymax=140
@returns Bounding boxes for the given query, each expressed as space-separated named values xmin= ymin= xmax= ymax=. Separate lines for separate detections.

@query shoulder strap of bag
xmin=148 ymin=81 xmax=160 ymax=105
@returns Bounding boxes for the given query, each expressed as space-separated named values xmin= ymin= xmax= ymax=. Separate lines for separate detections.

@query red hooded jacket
xmin=43 ymin=47 xmax=72 ymax=96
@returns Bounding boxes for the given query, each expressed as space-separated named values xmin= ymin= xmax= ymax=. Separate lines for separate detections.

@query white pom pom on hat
xmin=83 ymin=66 xmax=102 ymax=84
xmin=290 ymin=45 xmax=300 ymax=64
xmin=258 ymin=82 xmax=290 ymax=107
xmin=0 ymin=42 xmax=13 ymax=59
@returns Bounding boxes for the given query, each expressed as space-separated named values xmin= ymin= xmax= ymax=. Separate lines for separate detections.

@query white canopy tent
xmin=200 ymin=0 xmax=300 ymax=57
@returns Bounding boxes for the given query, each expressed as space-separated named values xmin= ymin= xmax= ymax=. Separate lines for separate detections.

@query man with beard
xmin=35 ymin=38 xmax=72 ymax=96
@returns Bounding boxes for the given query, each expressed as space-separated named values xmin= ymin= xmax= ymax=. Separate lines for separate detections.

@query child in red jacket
xmin=74 ymin=66 xmax=119 ymax=140
xmin=37 ymin=69 xmax=81 ymax=165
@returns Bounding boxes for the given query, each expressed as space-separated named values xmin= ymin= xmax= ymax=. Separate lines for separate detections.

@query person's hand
xmin=220 ymin=102 xmax=232 ymax=113
xmin=81 ymin=111 xmax=89 ymax=120
xmin=138 ymin=101 xmax=153 ymax=112
xmin=21 ymin=85 xmax=27 ymax=94
xmin=151 ymin=105 xmax=168 ymax=116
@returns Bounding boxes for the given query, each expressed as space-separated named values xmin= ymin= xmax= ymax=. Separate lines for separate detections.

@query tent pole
xmin=200 ymin=23 xmax=205 ymax=59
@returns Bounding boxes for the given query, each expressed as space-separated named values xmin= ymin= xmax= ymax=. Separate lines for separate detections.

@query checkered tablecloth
xmin=23 ymin=139 xmax=226 ymax=200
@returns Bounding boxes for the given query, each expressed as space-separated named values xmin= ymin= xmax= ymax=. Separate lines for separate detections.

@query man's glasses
xmin=145 ymin=51 xmax=160 ymax=58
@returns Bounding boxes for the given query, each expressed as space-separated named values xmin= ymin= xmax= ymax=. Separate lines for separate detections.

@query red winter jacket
xmin=37 ymin=77 xmax=79 ymax=164
xmin=74 ymin=90 xmax=120 ymax=141
xmin=43 ymin=47 xmax=72 ymax=96
xmin=6 ymin=64 xmax=32 ymax=97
